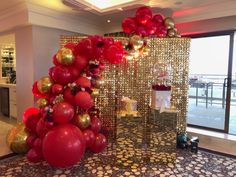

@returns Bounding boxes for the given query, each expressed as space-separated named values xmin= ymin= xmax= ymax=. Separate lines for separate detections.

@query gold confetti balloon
xmin=36 ymin=98 xmax=48 ymax=108
xmin=94 ymin=77 xmax=105 ymax=89
xmin=6 ymin=123 xmax=29 ymax=154
xmin=91 ymin=88 xmax=100 ymax=97
xmin=130 ymin=35 xmax=144 ymax=50
xmin=56 ymin=47 xmax=74 ymax=65
xmin=164 ymin=17 xmax=175 ymax=29
xmin=75 ymin=114 xmax=91 ymax=129
xmin=37 ymin=76 xmax=53 ymax=93
xmin=168 ymin=29 xmax=177 ymax=38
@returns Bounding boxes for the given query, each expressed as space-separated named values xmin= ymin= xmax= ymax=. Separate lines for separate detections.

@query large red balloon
xmin=135 ymin=6 xmax=152 ymax=25
xmin=51 ymin=66 xmax=72 ymax=85
xmin=105 ymin=45 xmax=124 ymax=64
xmin=52 ymin=102 xmax=75 ymax=124
xmin=122 ymin=17 xmax=137 ymax=34
xmin=90 ymin=133 xmax=107 ymax=153
xmin=23 ymin=107 xmax=40 ymax=124
xmin=146 ymin=21 xmax=158 ymax=35
xmin=75 ymin=38 xmax=93 ymax=59
xmin=75 ymin=91 xmax=94 ymax=110
xmin=83 ymin=129 xmax=95 ymax=148
xmin=76 ymin=76 xmax=91 ymax=88
xmin=27 ymin=148 xmax=43 ymax=163
xmin=68 ymin=66 xmax=81 ymax=82
xmin=90 ymin=116 xmax=101 ymax=134
xmin=33 ymin=138 xmax=42 ymax=150
xmin=43 ymin=124 xmax=85 ymax=168
xmin=63 ymin=88 xmax=76 ymax=106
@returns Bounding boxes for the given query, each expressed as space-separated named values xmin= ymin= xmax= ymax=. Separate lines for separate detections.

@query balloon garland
xmin=7 ymin=35 xmax=125 ymax=168
xmin=121 ymin=6 xmax=180 ymax=60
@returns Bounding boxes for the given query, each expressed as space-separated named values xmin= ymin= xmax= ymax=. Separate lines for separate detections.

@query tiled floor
xmin=0 ymin=114 xmax=16 ymax=157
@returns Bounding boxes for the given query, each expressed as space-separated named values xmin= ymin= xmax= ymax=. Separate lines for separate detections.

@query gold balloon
xmin=164 ymin=17 xmax=175 ymax=29
xmin=130 ymin=35 xmax=144 ymax=50
xmin=56 ymin=47 xmax=74 ymax=65
xmin=75 ymin=114 xmax=91 ymax=129
xmin=94 ymin=77 xmax=105 ymax=89
xmin=142 ymin=46 xmax=151 ymax=56
xmin=37 ymin=76 xmax=53 ymax=93
xmin=91 ymin=88 xmax=99 ymax=97
xmin=37 ymin=98 xmax=48 ymax=108
xmin=167 ymin=29 xmax=177 ymax=38
xmin=125 ymin=53 xmax=134 ymax=60
xmin=6 ymin=123 xmax=29 ymax=154
xmin=129 ymin=50 xmax=140 ymax=59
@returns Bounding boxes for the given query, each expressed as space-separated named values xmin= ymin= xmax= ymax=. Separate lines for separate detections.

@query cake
xmin=151 ymin=84 xmax=171 ymax=112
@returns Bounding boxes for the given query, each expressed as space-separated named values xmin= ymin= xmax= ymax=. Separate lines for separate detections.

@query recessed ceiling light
xmin=107 ymin=19 xmax=111 ymax=23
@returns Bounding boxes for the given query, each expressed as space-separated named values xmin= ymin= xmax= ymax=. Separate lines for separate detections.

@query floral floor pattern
xmin=1 ymin=117 xmax=236 ymax=177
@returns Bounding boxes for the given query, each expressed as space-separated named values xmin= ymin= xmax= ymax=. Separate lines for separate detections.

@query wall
xmin=15 ymin=25 xmax=78 ymax=120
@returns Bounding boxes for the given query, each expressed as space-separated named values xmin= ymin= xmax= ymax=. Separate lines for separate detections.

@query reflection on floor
xmin=0 ymin=114 xmax=16 ymax=157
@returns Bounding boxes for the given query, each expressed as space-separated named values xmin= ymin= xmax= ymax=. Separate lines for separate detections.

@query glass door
xmin=229 ymin=32 xmax=236 ymax=134
xmin=187 ymin=35 xmax=231 ymax=131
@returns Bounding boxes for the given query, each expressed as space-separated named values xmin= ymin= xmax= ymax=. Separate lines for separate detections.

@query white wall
xmin=15 ymin=25 xmax=79 ymax=120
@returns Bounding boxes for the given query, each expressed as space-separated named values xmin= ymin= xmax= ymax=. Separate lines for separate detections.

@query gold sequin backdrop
xmin=60 ymin=36 xmax=191 ymax=133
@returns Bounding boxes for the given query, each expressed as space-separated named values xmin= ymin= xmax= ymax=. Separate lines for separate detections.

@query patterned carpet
xmin=1 ymin=117 xmax=236 ymax=177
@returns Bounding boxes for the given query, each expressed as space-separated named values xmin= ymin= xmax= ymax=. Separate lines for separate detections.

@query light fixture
xmin=107 ymin=19 xmax=111 ymax=23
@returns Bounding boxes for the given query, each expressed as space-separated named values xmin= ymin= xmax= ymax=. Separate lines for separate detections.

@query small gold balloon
xmin=129 ymin=50 xmax=140 ymax=59
xmin=130 ymin=35 xmax=144 ymax=50
xmin=36 ymin=98 xmax=48 ymax=108
xmin=94 ymin=77 xmax=105 ymax=89
xmin=91 ymin=88 xmax=99 ymax=97
xmin=75 ymin=114 xmax=91 ymax=129
xmin=142 ymin=46 xmax=151 ymax=56
xmin=6 ymin=123 xmax=29 ymax=154
xmin=125 ymin=53 xmax=134 ymax=61
xmin=164 ymin=17 xmax=175 ymax=29
xmin=37 ymin=76 xmax=53 ymax=93
xmin=167 ymin=29 xmax=177 ymax=38
xmin=56 ymin=47 xmax=74 ymax=65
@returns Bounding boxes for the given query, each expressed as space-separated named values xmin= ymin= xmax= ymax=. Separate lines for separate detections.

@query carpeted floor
xmin=1 ymin=117 xmax=236 ymax=177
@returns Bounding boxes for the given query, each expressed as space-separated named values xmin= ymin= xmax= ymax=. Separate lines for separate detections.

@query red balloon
xmin=156 ymin=26 xmax=168 ymax=37
xmin=32 ymin=82 xmax=47 ymax=98
xmin=103 ymin=37 xmax=114 ymax=47
xmin=51 ymin=66 xmax=72 ymax=85
xmin=27 ymin=148 xmax=43 ymax=163
xmin=146 ymin=21 xmax=158 ymax=35
xmin=53 ymin=55 xmax=61 ymax=66
xmin=90 ymin=116 xmax=101 ymax=134
xmin=51 ymin=84 xmax=64 ymax=95
xmin=135 ymin=26 xmax=148 ymax=37
xmin=52 ymin=102 xmax=75 ymax=124
xmin=83 ymin=129 xmax=95 ymax=148
xmin=76 ymin=76 xmax=91 ymax=88
xmin=75 ymin=38 xmax=93 ymax=59
xmin=75 ymin=91 xmax=94 ymax=110
xmin=74 ymin=55 xmax=89 ymax=70
xmin=68 ymin=66 xmax=81 ymax=82
xmin=105 ymin=45 xmax=124 ymax=64
xmin=36 ymin=119 xmax=51 ymax=138
xmin=135 ymin=6 xmax=152 ymax=25
xmin=25 ymin=114 xmax=41 ymax=134
xmin=152 ymin=14 xmax=164 ymax=26
xmin=63 ymin=88 xmax=76 ymax=106
xmin=33 ymin=138 xmax=42 ymax=150
xmin=23 ymin=107 xmax=40 ymax=124
xmin=43 ymin=124 xmax=85 ymax=168
xmin=90 ymin=133 xmax=107 ymax=153
xmin=26 ymin=135 xmax=37 ymax=148
xmin=122 ymin=17 xmax=137 ymax=34
xmin=64 ymin=43 xmax=76 ymax=53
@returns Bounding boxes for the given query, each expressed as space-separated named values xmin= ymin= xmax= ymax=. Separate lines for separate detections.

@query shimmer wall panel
xmin=60 ymin=36 xmax=190 ymax=133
